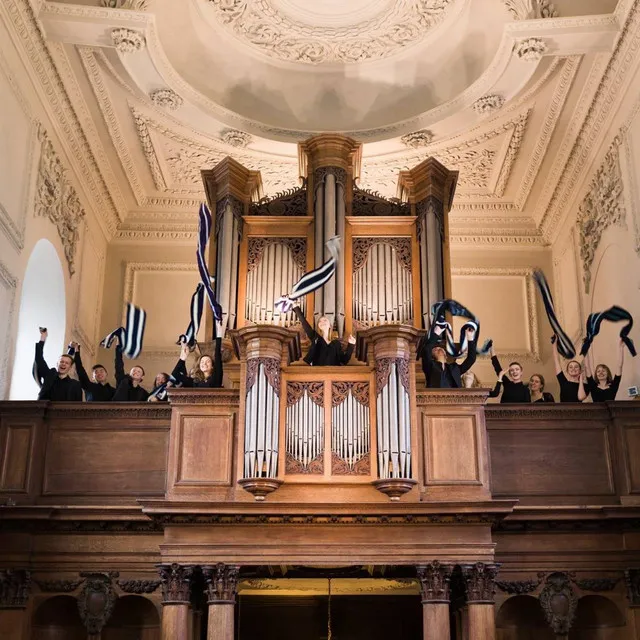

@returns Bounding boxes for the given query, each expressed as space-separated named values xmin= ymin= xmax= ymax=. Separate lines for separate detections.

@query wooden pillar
xmin=417 ymin=562 xmax=453 ymax=640
xmin=626 ymin=569 xmax=640 ymax=638
xmin=204 ymin=564 xmax=239 ymax=640
xmin=158 ymin=563 xmax=194 ymax=640
xmin=461 ymin=563 xmax=499 ymax=640
xmin=398 ymin=158 xmax=458 ymax=329
xmin=0 ymin=570 xmax=30 ymax=640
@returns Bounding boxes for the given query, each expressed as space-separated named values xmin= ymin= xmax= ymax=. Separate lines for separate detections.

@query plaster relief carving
xmin=111 ymin=28 xmax=145 ymax=53
xmin=206 ymin=0 xmax=455 ymax=64
xmin=34 ymin=127 xmax=86 ymax=276
xmin=514 ymin=37 xmax=547 ymax=61
xmin=150 ymin=89 xmax=183 ymax=111
xmin=221 ymin=129 xmax=252 ymax=148
xmin=99 ymin=0 xmax=149 ymax=9
xmin=473 ymin=94 xmax=505 ymax=115
xmin=400 ymin=130 xmax=434 ymax=148
xmin=502 ymin=0 xmax=558 ymax=19
xmin=577 ymin=136 xmax=625 ymax=293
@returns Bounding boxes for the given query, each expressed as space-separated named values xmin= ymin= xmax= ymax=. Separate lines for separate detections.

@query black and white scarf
xmin=197 ymin=203 xmax=223 ymax=322
xmin=533 ymin=269 xmax=576 ymax=360
xmin=428 ymin=299 xmax=492 ymax=358
xmin=100 ymin=303 xmax=147 ymax=359
xmin=177 ymin=283 xmax=205 ymax=347
xmin=580 ymin=305 xmax=636 ymax=357
xmin=147 ymin=375 xmax=178 ymax=401
xmin=274 ymin=236 xmax=340 ymax=314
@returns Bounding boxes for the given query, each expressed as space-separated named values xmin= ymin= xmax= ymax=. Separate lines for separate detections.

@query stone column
xmin=202 ymin=157 xmax=262 ymax=337
xmin=460 ymin=563 xmax=500 ymax=640
xmin=398 ymin=158 xmax=458 ymax=329
xmin=357 ymin=325 xmax=420 ymax=500
xmin=0 ymin=570 xmax=30 ymax=640
xmin=417 ymin=562 xmax=453 ymax=640
xmin=158 ymin=563 xmax=194 ymax=640
xmin=299 ymin=134 xmax=362 ymax=337
xmin=232 ymin=325 xmax=300 ymax=500
xmin=204 ymin=564 xmax=239 ymax=640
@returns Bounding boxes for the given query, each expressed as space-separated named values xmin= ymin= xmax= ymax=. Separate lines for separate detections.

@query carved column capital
xmin=460 ymin=563 xmax=500 ymax=604
xmin=0 ymin=570 xmax=31 ymax=609
xmin=417 ymin=562 xmax=453 ymax=603
xmin=157 ymin=564 xmax=195 ymax=605
xmin=203 ymin=564 xmax=239 ymax=605
xmin=625 ymin=569 xmax=640 ymax=607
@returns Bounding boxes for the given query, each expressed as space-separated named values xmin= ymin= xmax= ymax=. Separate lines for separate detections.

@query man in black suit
xmin=34 ymin=328 xmax=83 ymax=401
xmin=419 ymin=326 xmax=477 ymax=388
xmin=71 ymin=341 xmax=115 ymax=402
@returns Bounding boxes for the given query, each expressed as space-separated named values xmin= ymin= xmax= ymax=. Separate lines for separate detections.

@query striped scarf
xmin=274 ymin=236 xmax=340 ymax=314
xmin=428 ymin=299 xmax=492 ymax=358
xmin=533 ymin=269 xmax=576 ymax=359
xmin=177 ymin=283 xmax=205 ymax=346
xmin=197 ymin=203 xmax=222 ymax=322
xmin=100 ymin=303 xmax=147 ymax=359
xmin=580 ymin=306 xmax=636 ymax=357
xmin=147 ymin=375 xmax=178 ymax=401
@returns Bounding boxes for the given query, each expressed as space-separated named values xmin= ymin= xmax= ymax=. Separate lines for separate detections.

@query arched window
xmin=9 ymin=239 xmax=66 ymax=400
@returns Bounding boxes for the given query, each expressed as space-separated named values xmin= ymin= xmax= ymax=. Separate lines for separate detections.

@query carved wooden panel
xmin=622 ymin=425 xmax=640 ymax=494
xmin=0 ymin=423 xmax=34 ymax=492
xmin=175 ymin=415 xmax=233 ymax=485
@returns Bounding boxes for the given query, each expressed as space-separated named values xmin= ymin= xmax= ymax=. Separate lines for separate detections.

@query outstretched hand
xmin=39 ymin=327 xmax=48 ymax=341
xmin=70 ymin=341 xmax=80 ymax=351
xmin=347 ymin=334 xmax=356 ymax=345
xmin=179 ymin=341 xmax=190 ymax=361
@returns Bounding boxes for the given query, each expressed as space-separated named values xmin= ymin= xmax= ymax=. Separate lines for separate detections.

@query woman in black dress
xmin=292 ymin=305 xmax=355 ymax=365
xmin=172 ymin=335 xmax=223 ymax=388
xmin=551 ymin=335 xmax=587 ymax=402
xmin=490 ymin=344 xmax=530 ymax=403
xmin=529 ymin=373 xmax=555 ymax=403
xmin=580 ymin=339 xmax=624 ymax=402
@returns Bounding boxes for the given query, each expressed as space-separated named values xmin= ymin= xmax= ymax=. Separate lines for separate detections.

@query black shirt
xmin=74 ymin=350 xmax=115 ymax=402
xmin=587 ymin=375 xmax=621 ymax=402
xmin=533 ymin=392 xmax=555 ymax=403
xmin=34 ymin=341 xmax=83 ymax=402
xmin=112 ymin=346 xmax=149 ymax=401
xmin=172 ymin=338 xmax=224 ymax=388
xmin=556 ymin=371 xmax=582 ymax=403
xmin=419 ymin=334 xmax=476 ymax=389
xmin=294 ymin=307 xmax=354 ymax=366
xmin=491 ymin=356 xmax=531 ymax=403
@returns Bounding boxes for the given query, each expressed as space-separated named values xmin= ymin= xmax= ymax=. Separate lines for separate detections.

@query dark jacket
xmin=112 ymin=345 xmax=149 ymax=402
xmin=419 ymin=333 xmax=477 ymax=388
xmin=74 ymin=348 xmax=115 ymax=402
xmin=34 ymin=341 xmax=83 ymax=401
xmin=171 ymin=338 xmax=223 ymax=388
xmin=293 ymin=307 xmax=353 ymax=366
xmin=491 ymin=356 xmax=531 ymax=403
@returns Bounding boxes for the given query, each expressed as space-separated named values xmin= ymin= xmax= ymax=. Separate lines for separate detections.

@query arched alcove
xmin=496 ymin=595 xmax=554 ymax=640
xmin=569 ymin=595 xmax=626 ymax=640
xmin=9 ymin=239 xmax=66 ymax=400
xmin=102 ymin=595 xmax=160 ymax=640
xmin=31 ymin=595 xmax=85 ymax=640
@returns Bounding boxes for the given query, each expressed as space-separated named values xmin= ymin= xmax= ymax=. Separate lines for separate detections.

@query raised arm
xmin=583 ymin=351 xmax=593 ymax=378
xmin=35 ymin=328 xmax=50 ymax=381
xmin=617 ymin=338 xmax=625 ymax=376
xmin=551 ymin=335 xmax=562 ymax=375
xmin=489 ymin=344 xmax=504 ymax=378
xmin=72 ymin=344 xmax=92 ymax=390
xmin=459 ymin=328 xmax=477 ymax=375
xmin=578 ymin=371 xmax=588 ymax=401
xmin=172 ymin=342 xmax=193 ymax=387
xmin=212 ymin=337 xmax=223 ymax=387
xmin=292 ymin=305 xmax=317 ymax=341
xmin=114 ymin=343 xmax=125 ymax=385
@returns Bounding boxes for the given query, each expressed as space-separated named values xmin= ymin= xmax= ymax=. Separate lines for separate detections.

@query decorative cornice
xmin=111 ymin=27 xmax=145 ymax=53
xmin=473 ymin=94 xmax=505 ymax=115
xmin=221 ymin=129 xmax=252 ymax=148
xmin=150 ymin=88 xmax=183 ymax=111
xmin=45 ymin=404 xmax=171 ymax=419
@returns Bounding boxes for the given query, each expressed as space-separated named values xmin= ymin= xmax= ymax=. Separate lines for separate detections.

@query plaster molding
xmin=221 ymin=129 xmax=252 ymax=148
xmin=501 ymin=0 xmax=558 ymax=20
xmin=123 ymin=261 xmax=197 ymax=305
xmin=150 ymin=88 xmax=183 ymax=111
xmin=400 ymin=130 xmax=434 ymax=148
xmin=451 ymin=266 xmax=540 ymax=361
xmin=0 ymin=0 xmax=120 ymax=238
xmin=473 ymin=94 xmax=505 ymax=115
xmin=100 ymin=0 xmax=149 ymax=9
xmin=0 ymin=260 xmax=18 ymax=400
xmin=514 ymin=37 xmax=547 ymax=61
xmin=111 ymin=28 xmax=145 ymax=54
xmin=449 ymin=232 xmax=545 ymax=246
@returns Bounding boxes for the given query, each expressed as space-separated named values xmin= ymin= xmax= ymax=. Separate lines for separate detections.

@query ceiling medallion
xmin=206 ymin=0 xmax=456 ymax=64
xmin=514 ymin=37 xmax=547 ymax=61
xmin=150 ymin=89 xmax=184 ymax=111
xmin=400 ymin=130 xmax=434 ymax=148
xmin=221 ymin=129 xmax=253 ymax=148
xmin=111 ymin=28 xmax=145 ymax=54
xmin=473 ymin=94 xmax=504 ymax=115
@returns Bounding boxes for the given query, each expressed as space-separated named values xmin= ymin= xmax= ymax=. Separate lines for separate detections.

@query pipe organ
xmin=331 ymin=382 xmax=370 ymax=475
xmin=285 ymin=382 xmax=324 ymax=474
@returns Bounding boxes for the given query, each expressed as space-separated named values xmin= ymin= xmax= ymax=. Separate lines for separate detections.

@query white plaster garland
xmin=221 ymin=129 xmax=252 ymax=148
xmin=502 ymin=0 xmax=558 ymax=20
xmin=99 ymin=0 xmax=149 ymax=9
xmin=473 ymin=94 xmax=505 ymax=115
xmin=400 ymin=130 xmax=434 ymax=148
xmin=206 ymin=0 xmax=455 ymax=64
xmin=514 ymin=37 xmax=547 ymax=61
xmin=111 ymin=28 xmax=145 ymax=54
xmin=150 ymin=89 xmax=183 ymax=111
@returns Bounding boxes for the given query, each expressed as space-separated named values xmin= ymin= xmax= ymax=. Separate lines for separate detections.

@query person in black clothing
xmin=172 ymin=333 xmax=223 ymax=388
xmin=419 ymin=326 xmax=477 ymax=388
xmin=529 ymin=373 xmax=554 ymax=403
xmin=551 ymin=335 xmax=586 ymax=402
xmin=147 ymin=372 xmax=174 ymax=402
xmin=490 ymin=345 xmax=530 ymax=403
xmin=34 ymin=328 xmax=83 ymax=401
xmin=292 ymin=306 xmax=355 ymax=366
xmin=580 ymin=339 xmax=624 ymax=402
xmin=112 ymin=340 xmax=149 ymax=401
xmin=70 ymin=342 xmax=115 ymax=402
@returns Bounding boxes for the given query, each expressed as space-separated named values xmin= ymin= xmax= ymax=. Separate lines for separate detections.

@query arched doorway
xmin=569 ymin=595 xmax=626 ymax=640
xmin=31 ymin=595 xmax=84 ymax=640
xmin=496 ymin=595 xmax=554 ymax=640
xmin=9 ymin=239 xmax=66 ymax=400
xmin=102 ymin=595 xmax=160 ymax=640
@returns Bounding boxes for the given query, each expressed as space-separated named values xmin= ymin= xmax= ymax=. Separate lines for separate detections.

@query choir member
xmin=70 ymin=342 xmax=115 ymax=402
xmin=420 ymin=326 xmax=476 ymax=388
xmin=34 ymin=328 xmax=83 ymax=401
xmin=112 ymin=339 xmax=149 ymax=401
xmin=551 ymin=335 xmax=585 ymax=402
xmin=292 ymin=305 xmax=355 ymax=366
xmin=172 ymin=328 xmax=223 ymax=388
xmin=490 ymin=345 xmax=530 ymax=403
xmin=529 ymin=373 xmax=554 ymax=403
xmin=147 ymin=372 xmax=174 ymax=402
xmin=581 ymin=339 xmax=625 ymax=402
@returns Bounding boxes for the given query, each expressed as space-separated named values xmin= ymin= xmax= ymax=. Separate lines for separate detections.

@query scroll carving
xmin=331 ymin=451 xmax=370 ymax=476
xmin=117 ymin=579 xmax=160 ymax=594
xmin=331 ymin=382 xmax=369 ymax=407
xmin=352 ymin=237 xmax=412 ymax=273
xmin=352 ymin=187 xmax=411 ymax=217
xmin=77 ymin=573 xmax=117 ymax=635
xmin=247 ymin=237 xmax=307 ymax=273
xmin=417 ymin=562 xmax=453 ymax=603
xmin=375 ymin=358 xmax=409 ymax=394
xmin=250 ymin=185 xmax=308 ymax=217
xmin=539 ymin=572 xmax=578 ymax=635
xmin=314 ymin=166 xmax=347 ymax=188
xmin=287 ymin=381 xmax=324 ymax=407
xmin=286 ymin=452 xmax=324 ymax=475
xmin=246 ymin=357 xmax=281 ymax=396
xmin=215 ymin=194 xmax=245 ymax=238
xmin=496 ymin=574 xmax=543 ymax=595
xmin=203 ymin=564 xmax=239 ymax=604
xmin=416 ymin=196 xmax=444 ymax=240
xmin=157 ymin=564 xmax=194 ymax=604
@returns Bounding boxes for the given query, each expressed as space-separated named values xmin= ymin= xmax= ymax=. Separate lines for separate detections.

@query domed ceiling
xmin=37 ymin=0 xmax=624 ymax=243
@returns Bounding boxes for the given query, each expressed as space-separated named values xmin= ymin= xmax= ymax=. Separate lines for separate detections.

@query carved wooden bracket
xmin=539 ymin=572 xmax=578 ymax=635
xmin=460 ymin=563 xmax=500 ymax=604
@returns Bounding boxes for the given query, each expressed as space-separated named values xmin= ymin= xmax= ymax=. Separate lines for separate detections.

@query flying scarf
xmin=147 ymin=374 xmax=178 ymax=401
xmin=197 ymin=203 xmax=223 ymax=322
xmin=580 ymin=305 xmax=636 ymax=357
xmin=274 ymin=236 xmax=340 ymax=314
xmin=428 ymin=299 xmax=492 ymax=358
xmin=533 ymin=269 xmax=576 ymax=359
xmin=100 ymin=303 xmax=147 ymax=359
xmin=177 ymin=283 xmax=205 ymax=347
